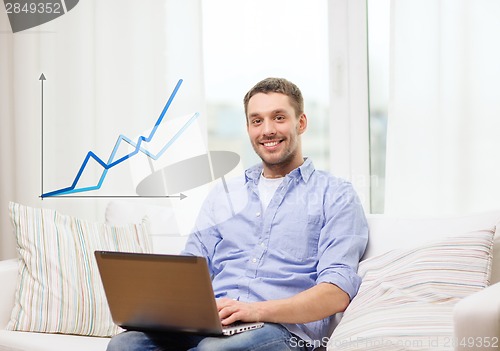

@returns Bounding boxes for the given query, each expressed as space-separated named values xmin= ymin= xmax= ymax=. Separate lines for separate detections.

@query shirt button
xmin=252 ymin=258 xmax=257 ymax=263
xmin=256 ymin=212 xmax=261 ymax=217
xmin=260 ymin=242 xmax=265 ymax=247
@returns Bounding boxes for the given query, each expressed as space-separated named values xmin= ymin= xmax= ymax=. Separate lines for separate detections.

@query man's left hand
xmin=216 ymin=298 xmax=262 ymax=325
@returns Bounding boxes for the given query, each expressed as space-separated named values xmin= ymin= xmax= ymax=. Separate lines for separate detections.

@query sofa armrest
xmin=453 ymin=282 xmax=500 ymax=350
xmin=0 ymin=259 xmax=18 ymax=329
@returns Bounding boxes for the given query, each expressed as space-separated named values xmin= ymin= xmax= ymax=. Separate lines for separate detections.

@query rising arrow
xmin=37 ymin=76 xmax=188 ymax=200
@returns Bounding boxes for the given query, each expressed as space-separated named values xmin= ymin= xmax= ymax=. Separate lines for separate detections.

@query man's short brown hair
xmin=243 ymin=78 xmax=304 ymax=118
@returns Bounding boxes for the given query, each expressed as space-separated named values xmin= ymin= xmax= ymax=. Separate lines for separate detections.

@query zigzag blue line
xmin=42 ymin=79 xmax=198 ymax=198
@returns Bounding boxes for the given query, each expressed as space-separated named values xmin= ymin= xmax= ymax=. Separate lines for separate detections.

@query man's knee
xmin=106 ymin=331 xmax=150 ymax=351
xmin=195 ymin=324 xmax=296 ymax=351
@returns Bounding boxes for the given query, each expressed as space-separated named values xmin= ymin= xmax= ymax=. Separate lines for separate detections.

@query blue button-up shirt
xmin=183 ymin=158 xmax=368 ymax=344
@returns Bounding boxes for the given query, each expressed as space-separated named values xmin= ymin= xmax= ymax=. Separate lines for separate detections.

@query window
xmin=202 ymin=0 xmax=330 ymax=170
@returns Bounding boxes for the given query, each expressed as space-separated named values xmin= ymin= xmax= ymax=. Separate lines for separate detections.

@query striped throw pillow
xmin=7 ymin=202 xmax=152 ymax=337
xmin=329 ymin=229 xmax=495 ymax=351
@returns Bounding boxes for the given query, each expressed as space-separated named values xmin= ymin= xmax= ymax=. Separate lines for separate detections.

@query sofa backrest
xmin=104 ymin=201 xmax=500 ymax=284
xmin=105 ymin=200 xmax=187 ymax=254
xmin=365 ymin=211 xmax=500 ymax=284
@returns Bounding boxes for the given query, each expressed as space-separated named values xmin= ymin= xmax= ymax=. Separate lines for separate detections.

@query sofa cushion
xmin=364 ymin=212 xmax=500 ymax=260
xmin=0 ymin=330 xmax=110 ymax=351
xmin=7 ymin=202 xmax=152 ymax=337
xmin=328 ymin=228 xmax=495 ymax=351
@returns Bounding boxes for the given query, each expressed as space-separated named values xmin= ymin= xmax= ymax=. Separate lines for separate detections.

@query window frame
xmin=328 ymin=0 xmax=371 ymax=212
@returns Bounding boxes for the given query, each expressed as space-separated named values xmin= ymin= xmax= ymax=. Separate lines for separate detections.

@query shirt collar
xmin=244 ymin=158 xmax=315 ymax=184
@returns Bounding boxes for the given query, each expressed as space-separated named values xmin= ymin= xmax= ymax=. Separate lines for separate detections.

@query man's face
xmin=246 ymin=92 xmax=307 ymax=173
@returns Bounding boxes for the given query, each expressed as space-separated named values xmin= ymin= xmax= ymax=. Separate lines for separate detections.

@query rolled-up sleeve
xmin=316 ymin=181 xmax=369 ymax=300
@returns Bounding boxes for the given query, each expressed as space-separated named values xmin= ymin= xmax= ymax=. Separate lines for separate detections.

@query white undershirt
xmin=258 ymin=173 xmax=284 ymax=211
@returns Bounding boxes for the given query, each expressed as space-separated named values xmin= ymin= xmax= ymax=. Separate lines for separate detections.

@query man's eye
xmin=275 ymin=115 xmax=285 ymax=121
xmin=252 ymin=119 xmax=262 ymax=124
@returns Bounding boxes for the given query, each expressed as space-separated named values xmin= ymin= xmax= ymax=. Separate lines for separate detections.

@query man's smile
xmin=261 ymin=139 xmax=283 ymax=150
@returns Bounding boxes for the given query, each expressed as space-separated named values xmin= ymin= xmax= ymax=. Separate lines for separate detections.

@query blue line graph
xmin=42 ymin=79 xmax=200 ymax=198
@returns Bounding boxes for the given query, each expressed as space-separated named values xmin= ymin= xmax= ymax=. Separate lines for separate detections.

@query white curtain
xmin=0 ymin=0 xmax=205 ymax=260
xmin=384 ymin=0 xmax=500 ymax=216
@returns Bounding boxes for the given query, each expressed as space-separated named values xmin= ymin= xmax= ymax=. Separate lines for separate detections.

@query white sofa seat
xmin=0 ymin=330 xmax=109 ymax=351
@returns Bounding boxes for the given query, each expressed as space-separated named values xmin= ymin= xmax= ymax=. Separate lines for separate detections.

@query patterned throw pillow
xmin=7 ymin=202 xmax=152 ymax=337
xmin=329 ymin=229 xmax=495 ymax=351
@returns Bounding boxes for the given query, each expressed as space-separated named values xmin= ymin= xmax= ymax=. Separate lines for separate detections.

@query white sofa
xmin=0 ymin=206 xmax=499 ymax=351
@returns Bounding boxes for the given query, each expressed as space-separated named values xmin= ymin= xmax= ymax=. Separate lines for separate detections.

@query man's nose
xmin=262 ymin=119 xmax=276 ymax=136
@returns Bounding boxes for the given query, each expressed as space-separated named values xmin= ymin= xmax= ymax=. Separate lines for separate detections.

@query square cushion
xmin=7 ymin=202 xmax=152 ymax=337
xmin=329 ymin=229 xmax=495 ymax=351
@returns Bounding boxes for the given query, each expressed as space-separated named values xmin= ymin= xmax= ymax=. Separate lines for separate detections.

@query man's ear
xmin=297 ymin=114 xmax=308 ymax=134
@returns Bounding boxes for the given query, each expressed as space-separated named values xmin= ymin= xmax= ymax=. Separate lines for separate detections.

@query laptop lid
xmin=95 ymin=251 xmax=225 ymax=335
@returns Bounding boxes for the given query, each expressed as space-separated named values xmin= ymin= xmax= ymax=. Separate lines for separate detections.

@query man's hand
xmin=217 ymin=298 xmax=262 ymax=325
xmin=216 ymin=283 xmax=349 ymax=326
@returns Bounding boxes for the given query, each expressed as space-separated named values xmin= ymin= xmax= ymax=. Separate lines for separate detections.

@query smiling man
xmin=106 ymin=78 xmax=368 ymax=351
xmin=246 ymin=88 xmax=306 ymax=178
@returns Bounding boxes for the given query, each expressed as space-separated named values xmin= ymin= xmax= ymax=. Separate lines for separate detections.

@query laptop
xmin=94 ymin=251 xmax=264 ymax=336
